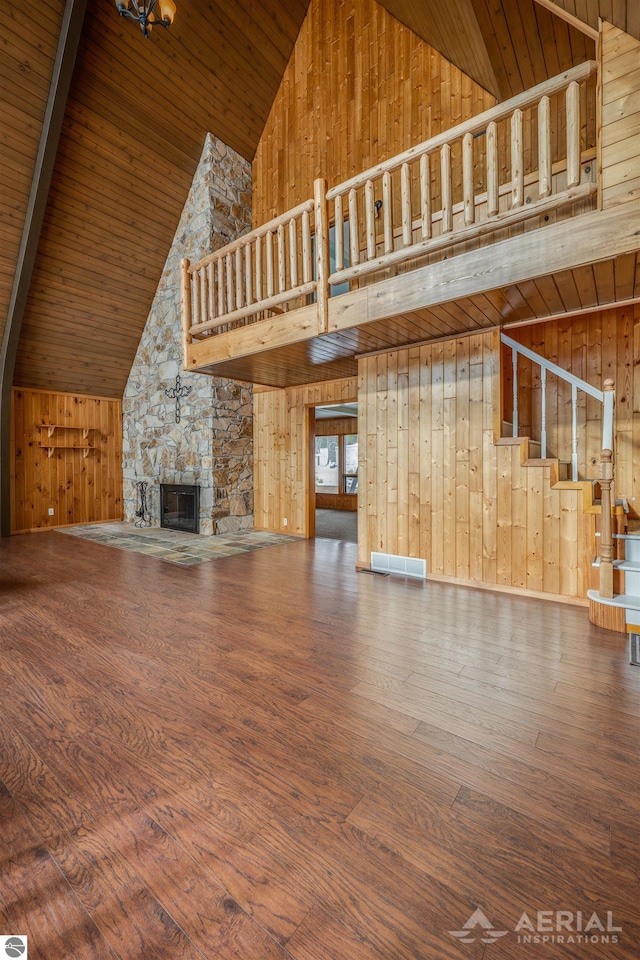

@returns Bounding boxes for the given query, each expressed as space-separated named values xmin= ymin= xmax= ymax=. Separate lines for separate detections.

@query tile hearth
xmin=57 ymin=522 xmax=296 ymax=567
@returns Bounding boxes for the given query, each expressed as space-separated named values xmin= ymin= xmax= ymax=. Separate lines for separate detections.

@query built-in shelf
xmin=38 ymin=424 xmax=97 ymax=457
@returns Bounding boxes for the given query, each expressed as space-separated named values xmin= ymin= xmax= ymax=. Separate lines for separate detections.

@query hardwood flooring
xmin=0 ymin=532 xmax=639 ymax=959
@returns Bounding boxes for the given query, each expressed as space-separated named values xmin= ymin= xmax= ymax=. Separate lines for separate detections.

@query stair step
xmin=593 ymin=559 xmax=640 ymax=572
xmin=587 ymin=589 xmax=640 ymax=610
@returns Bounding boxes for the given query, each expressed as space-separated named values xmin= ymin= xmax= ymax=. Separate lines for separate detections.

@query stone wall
xmin=122 ymin=134 xmax=254 ymax=535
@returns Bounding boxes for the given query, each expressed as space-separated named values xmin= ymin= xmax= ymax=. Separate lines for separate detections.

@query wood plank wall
xmin=254 ymin=379 xmax=357 ymax=535
xmin=252 ymin=0 xmax=496 ymax=225
xmin=600 ymin=22 xmax=640 ymax=208
xmin=503 ymin=302 xmax=640 ymax=515
xmin=357 ymin=331 xmax=593 ymax=598
xmin=11 ymin=388 xmax=123 ymax=533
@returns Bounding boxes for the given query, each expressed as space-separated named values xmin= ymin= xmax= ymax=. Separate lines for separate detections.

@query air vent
xmin=370 ymin=552 xmax=427 ymax=580
xmin=629 ymin=632 xmax=640 ymax=667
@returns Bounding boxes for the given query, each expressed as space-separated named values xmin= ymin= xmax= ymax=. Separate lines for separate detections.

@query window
xmin=343 ymin=433 xmax=358 ymax=493
xmin=315 ymin=436 xmax=339 ymax=493
xmin=315 ymin=433 xmax=358 ymax=495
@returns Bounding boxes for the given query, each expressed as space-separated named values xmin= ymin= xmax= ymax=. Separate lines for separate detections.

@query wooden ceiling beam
xmin=533 ymin=0 xmax=600 ymax=40
xmin=0 ymin=0 xmax=88 ymax=537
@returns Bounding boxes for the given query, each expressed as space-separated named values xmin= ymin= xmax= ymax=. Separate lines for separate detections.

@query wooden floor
xmin=0 ymin=533 xmax=639 ymax=959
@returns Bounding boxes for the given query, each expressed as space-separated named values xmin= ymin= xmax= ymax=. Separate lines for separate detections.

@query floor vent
xmin=370 ymin=552 xmax=427 ymax=580
xmin=629 ymin=632 xmax=640 ymax=667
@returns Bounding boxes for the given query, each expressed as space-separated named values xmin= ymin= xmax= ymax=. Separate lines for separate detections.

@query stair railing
xmin=501 ymin=333 xmax=615 ymax=482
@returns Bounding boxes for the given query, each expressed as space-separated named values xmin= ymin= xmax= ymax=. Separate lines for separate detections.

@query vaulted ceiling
xmin=0 ymin=0 xmax=613 ymax=398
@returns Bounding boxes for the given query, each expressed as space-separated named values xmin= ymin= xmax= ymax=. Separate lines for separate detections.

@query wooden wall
xmin=356 ymin=331 xmax=594 ymax=598
xmin=254 ymin=379 xmax=357 ymax=535
xmin=252 ymin=0 xmax=496 ymax=224
xmin=601 ymin=22 xmax=640 ymax=208
xmin=11 ymin=388 xmax=123 ymax=533
xmin=504 ymin=302 xmax=640 ymax=514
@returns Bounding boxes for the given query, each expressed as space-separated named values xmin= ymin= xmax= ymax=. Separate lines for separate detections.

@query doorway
xmin=312 ymin=402 xmax=358 ymax=543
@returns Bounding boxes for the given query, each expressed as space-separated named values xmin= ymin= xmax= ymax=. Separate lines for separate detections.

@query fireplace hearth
xmin=160 ymin=483 xmax=200 ymax=534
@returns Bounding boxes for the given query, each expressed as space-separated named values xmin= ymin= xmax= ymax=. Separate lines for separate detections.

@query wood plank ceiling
xmin=1 ymin=0 xmax=610 ymax=398
xmin=10 ymin=0 xmax=308 ymax=397
xmin=193 ymin=252 xmax=640 ymax=388
xmin=0 ymin=1 xmax=65 ymax=351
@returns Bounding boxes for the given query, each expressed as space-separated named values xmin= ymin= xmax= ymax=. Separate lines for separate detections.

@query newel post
xmin=314 ymin=178 xmax=330 ymax=333
xmin=599 ymin=448 xmax=614 ymax=600
xmin=180 ymin=258 xmax=192 ymax=371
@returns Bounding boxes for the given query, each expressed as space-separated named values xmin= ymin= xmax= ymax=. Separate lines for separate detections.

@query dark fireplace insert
xmin=160 ymin=483 xmax=200 ymax=534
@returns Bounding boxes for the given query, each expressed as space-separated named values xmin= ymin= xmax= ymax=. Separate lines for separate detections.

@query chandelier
xmin=115 ymin=1 xmax=176 ymax=38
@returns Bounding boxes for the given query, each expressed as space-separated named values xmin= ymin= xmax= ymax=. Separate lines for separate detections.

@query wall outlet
xmin=48 ymin=508 xmax=55 ymax=516
xmin=283 ymin=518 xmax=288 ymax=526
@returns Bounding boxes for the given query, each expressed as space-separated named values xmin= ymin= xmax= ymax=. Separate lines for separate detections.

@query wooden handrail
xmin=502 ymin=334 xmax=615 ymax=482
xmin=327 ymin=61 xmax=596 ymax=200
xmin=189 ymin=198 xmax=316 ymax=274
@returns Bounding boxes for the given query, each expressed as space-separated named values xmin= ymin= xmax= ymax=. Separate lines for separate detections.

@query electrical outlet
xmin=283 ymin=518 xmax=288 ymax=527
xmin=48 ymin=508 xmax=55 ymax=516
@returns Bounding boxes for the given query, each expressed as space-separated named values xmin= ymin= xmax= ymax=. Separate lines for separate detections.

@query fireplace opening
xmin=160 ymin=483 xmax=200 ymax=534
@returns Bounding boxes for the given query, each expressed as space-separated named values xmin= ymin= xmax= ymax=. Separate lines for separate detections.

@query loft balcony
xmin=181 ymin=60 xmax=640 ymax=387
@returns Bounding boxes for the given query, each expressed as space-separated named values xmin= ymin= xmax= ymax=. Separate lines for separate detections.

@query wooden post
xmin=302 ymin=211 xmax=311 ymax=283
xmin=441 ymin=143 xmax=452 ymax=233
xmin=538 ymin=95 xmax=552 ymax=198
xmin=365 ymin=179 xmax=376 ymax=260
xmin=179 ymin=258 xmax=192 ymax=369
xmin=511 ymin=108 xmax=524 ymax=208
xmin=419 ymin=153 xmax=431 ymax=239
xmin=235 ymin=247 xmax=243 ymax=308
xmin=266 ymin=231 xmax=274 ymax=298
xmin=207 ymin=261 xmax=216 ymax=321
xmin=289 ymin=218 xmax=298 ymax=288
xmin=244 ymin=244 xmax=253 ymax=305
xmin=599 ymin=448 xmax=614 ymax=600
xmin=348 ymin=188 xmax=360 ymax=266
xmin=314 ymin=177 xmax=330 ymax=333
xmin=382 ymin=171 xmax=393 ymax=251
xmin=217 ymin=257 xmax=224 ymax=317
xmin=566 ymin=80 xmax=581 ymax=188
xmin=401 ymin=162 xmax=412 ymax=246
xmin=462 ymin=132 xmax=475 ymax=226
xmin=487 ymin=121 xmax=499 ymax=217
xmin=334 ymin=196 xmax=344 ymax=268
xmin=277 ymin=224 xmax=286 ymax=294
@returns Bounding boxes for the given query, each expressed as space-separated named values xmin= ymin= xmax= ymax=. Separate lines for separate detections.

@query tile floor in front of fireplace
xmin=56 ymin=522 xmax=298 ymax=566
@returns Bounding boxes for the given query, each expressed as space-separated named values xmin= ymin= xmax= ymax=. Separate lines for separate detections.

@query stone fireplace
xmin=122 ymin=134 xmax=254 ymax=535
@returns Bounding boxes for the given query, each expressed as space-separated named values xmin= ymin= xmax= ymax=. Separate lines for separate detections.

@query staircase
xmin=501 ymin=332 xmax=629 ymax=633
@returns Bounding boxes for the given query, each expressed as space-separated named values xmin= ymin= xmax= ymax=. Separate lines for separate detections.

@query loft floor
xmin=0 ymin=533 xmax=639 ymax=958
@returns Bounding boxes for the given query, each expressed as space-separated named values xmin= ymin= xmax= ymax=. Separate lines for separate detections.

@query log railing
xmin=181 ymin=179 xmax=329 ymax=343
xmin=182 ymin=63 xmax=598 ymax=345
xmin=326 ymin=61 xmax=597 ymax=288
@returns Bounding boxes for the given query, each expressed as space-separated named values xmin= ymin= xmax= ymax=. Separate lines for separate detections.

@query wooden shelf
xmin=39 ymin=424 xmax=95 ymax=439
xmin=39 ymin=444 xmax=95 ymax=458
xmin=38 ymin=424 xmax=98 ymax=457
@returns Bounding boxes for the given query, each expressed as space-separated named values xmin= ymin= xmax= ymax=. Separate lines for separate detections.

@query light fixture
xmin=115 ymin=0 xmax=176 ymax=38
